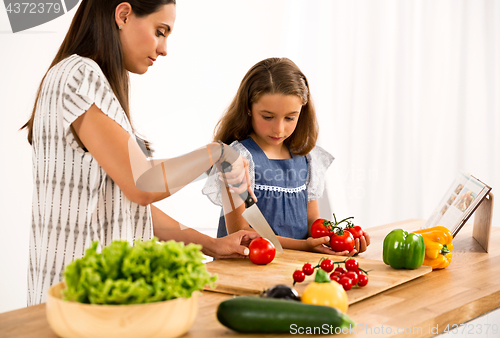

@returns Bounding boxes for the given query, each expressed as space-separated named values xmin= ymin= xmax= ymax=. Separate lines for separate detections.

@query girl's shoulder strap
xmin=238 ymin=137 xmax=268 ymax=159
xmin=238 ymin=137 xmax=255 ymax=149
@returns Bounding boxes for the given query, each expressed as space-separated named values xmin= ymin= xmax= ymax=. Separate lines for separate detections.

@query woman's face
xmin=250 ymin=93 xmax=302 ymax=151
xmin=119 ymin=4 xmax=176 ymax=74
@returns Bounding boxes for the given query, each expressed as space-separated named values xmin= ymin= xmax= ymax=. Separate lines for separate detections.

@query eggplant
xmin=262 ymin=284 xmax=300 ymax=301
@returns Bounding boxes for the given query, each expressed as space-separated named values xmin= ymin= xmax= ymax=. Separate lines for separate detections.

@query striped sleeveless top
xmin=28 ymin=54 xmax=153 ymax=305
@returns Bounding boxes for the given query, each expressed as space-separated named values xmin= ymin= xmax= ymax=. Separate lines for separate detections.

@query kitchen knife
xmin=221 ymin=162 xmax=284 ymax=253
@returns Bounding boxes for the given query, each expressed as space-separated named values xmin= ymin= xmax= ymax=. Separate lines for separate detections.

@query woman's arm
xmin=72 ymin=104 xmax=164 ymax=206
xmin=221 ymin=188 xmax=252 ymax=233
xmin=72 ymin=104 xmax=250 ymax=206
xmin=151 ymin=205 xmax=259 ymax=259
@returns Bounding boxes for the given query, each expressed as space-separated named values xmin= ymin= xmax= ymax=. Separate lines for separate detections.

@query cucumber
xmin=217 ymin=296 xmax=356 ymax=334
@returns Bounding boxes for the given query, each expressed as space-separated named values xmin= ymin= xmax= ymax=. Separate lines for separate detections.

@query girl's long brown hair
xmin=213 ymin=57 xmax=318 ymax=156
xmin=21 ymin=0 xmax=175 ymax=145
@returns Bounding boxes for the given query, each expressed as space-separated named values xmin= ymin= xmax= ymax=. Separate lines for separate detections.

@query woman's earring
xmin=119 ymin=18 xmax=127 ymax=30
xmin=248 ymin=112 xmax=251 ymax=116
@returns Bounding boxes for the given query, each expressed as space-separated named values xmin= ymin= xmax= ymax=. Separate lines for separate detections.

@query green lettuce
xmin=62 ymin=238 xmax=216 ymax=304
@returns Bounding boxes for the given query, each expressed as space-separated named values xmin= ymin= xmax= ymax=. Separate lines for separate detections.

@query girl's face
xmin=250 ymin=93 xmax=302 ymax=151
xmin=118 ymin=4 xmax=176 ymax=74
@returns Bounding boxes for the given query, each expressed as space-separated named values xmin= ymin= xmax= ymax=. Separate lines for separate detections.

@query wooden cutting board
xmin=204 ymin=249 xmax=432 ymax=305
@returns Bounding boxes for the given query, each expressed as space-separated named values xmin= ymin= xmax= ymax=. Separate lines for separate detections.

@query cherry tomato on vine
xmin=333 ymin=266 xmax=346 ymax=275
xmin=346 ymin=225 xmax=364 ymax=239
xmin=320 ymin=259 xmax=334 ymax=273
xmin=344 ymin=271 xmax=359 ymax=286
xmin=330 ymin=230 xmax=355 ymax=252
xmin=337 ymin=274 xmax=347 ymax=281
xmin=330 ymin=274 xmax=340 ymax=283
xmin=293 ymin=270 xmax=306 ymax=283
xmin=248 ymin=237 xmax=276 ymax=265
xmin=339 ymin=276 xmax=353 ymax=291
xmin=345 ymin=259 xmax=359 ymax=271
xmin=310 ymin=219 xmax=332 ymax=238
xmin=302 ymin=263 xmax=315 ymax=276
xmin=358 ymin=274 xmax=369 ymax=287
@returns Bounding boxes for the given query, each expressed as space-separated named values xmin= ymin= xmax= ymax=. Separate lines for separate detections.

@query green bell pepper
xmin=383 ymin=229 xmax=425 ymax=269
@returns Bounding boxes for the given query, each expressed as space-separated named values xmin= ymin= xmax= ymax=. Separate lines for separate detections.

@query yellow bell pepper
xmin=301 ymin=269 xmax=348 ymax=313
xmin=413 ymin=226 xmax=454 ymax=270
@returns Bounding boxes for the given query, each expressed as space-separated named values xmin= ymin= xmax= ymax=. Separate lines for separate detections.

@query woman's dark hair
xmin=21 ymin=0 xmax=176 ymax=145
xmin=213 ymin=57 xmax=318 ymax=156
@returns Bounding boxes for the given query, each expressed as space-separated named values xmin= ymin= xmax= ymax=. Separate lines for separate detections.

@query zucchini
xmin=217 ymin=296 xmax=356 ymax=334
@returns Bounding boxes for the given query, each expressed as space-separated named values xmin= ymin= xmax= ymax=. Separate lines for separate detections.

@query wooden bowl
xmin=46 ymin=282 xmax=199 ymax=338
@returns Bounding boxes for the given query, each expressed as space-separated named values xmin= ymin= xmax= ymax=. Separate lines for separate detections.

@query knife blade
xmin=221 ymin=162 xmax=284 ymax=253
xmin=242 ymin=203 xmax=284 ymax=252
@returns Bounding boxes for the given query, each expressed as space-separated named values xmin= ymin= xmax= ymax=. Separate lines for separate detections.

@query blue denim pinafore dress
xmin=217 ymin=137 xmax=309 ymax=240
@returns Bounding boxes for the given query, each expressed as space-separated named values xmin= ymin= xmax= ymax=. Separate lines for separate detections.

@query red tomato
xmin=293 ymin=270 xmax=306 ymax=283
xmin=248 ymin=238 xmax=276 ymax=265
xmin=345 ymin=271 xmax=359 ymax=286
xmin=320 ymin=259 xmax=334 ymax=273
xmin=330 ymin=230 xmax=355 ymax=252
xmin=346 ymin=225 xmax=364 ymax=239
xmin=330 ymin=274 xmax=340 ymax=283
xmin=339 ymin=276 xmax=353 ymax=291
xmin=310 ymin=219 xmax=332 ymax=238
xmin=333 ymin=266 xmax=346 ymax=275
xmin=302 ymin=263 xmax=315 ymax=276
xmin=345 ymin=258 xmax=359 ymax=271
xmin=358 ymin=274 xmax=369 ymax=287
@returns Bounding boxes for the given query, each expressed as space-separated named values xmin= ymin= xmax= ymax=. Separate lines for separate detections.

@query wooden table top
xmin=1 ymin=219 xmax=499 ymax=338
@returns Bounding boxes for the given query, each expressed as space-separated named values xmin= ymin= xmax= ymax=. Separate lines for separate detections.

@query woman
xmin=21 ymin=0 xmax=257 ymax=305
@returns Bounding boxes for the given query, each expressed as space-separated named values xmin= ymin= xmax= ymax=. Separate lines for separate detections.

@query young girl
xmin=21 ymin=0 xmax=258 ymax=305
xmin=203 ymin=58 xmax=370 ymax=255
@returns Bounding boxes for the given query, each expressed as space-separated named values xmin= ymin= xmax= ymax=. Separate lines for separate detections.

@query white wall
xmin=1 ymin=0 xmax=499 ymax=314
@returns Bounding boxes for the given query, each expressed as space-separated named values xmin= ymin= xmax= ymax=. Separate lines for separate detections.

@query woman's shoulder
xmin=46 ymin=54 xmax=114 ymax=102
xmin=48 ymin=54 xmax=104 ymax=80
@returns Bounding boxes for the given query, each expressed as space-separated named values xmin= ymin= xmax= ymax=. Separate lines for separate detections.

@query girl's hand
xmin=212 ymin=230 xmax=260 ymax=259
xmin=353 ymin=232 xmax=371 ymax=254
xmin=305 ymin=236 xmax=357 ymax=256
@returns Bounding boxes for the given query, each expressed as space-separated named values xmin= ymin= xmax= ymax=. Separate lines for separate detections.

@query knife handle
xmin=220 ymin=161 xmax=255 ymax=209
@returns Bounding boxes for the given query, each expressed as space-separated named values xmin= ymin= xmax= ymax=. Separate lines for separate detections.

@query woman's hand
xmin=217 ymin=146 xmax=257 ymax=202
xmin=211 ymin=230 xmax=261 ymax=259
xmin=304 ymin=236 xmax=357 ymax=256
